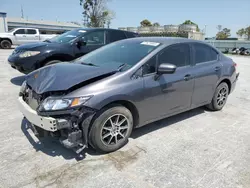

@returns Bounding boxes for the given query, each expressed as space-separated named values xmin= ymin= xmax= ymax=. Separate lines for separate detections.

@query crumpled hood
xmin=26 ymin=63 xmax=118 ymax=94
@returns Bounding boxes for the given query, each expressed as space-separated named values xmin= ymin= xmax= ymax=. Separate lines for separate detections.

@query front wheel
xmin=0 ymin=40 xmax=11 ymax=49
xmin=89 ymin=105 xmax=133 ymax=153
xmin=206 ymin=82 xmax=229 ymax=111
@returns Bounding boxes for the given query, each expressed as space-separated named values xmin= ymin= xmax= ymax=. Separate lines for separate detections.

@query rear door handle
xmin=184 ymin=74 xmax=191 ymax=81
xmin=215 ymin=66 xmax=221 ymax=71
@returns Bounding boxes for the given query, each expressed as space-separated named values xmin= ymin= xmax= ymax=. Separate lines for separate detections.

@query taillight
xmin=233 ymin=62 xmax=237 ymax=67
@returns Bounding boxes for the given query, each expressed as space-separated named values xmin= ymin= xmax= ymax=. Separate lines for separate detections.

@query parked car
xmin=8 ymin=28 xmax=140 ymax=74
xmin=0 ymin=28 xmax=56 ymax=49
xmin=18 ymin=37 xmax=239 ymax=155
xmin=239 ymin=47 xmax=250 ymax=55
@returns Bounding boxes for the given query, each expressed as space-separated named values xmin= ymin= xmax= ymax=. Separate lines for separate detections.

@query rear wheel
xmin=0 ymin=40 xmax=11 ymax=49
xmin=44 ymin=60 xmax=61 ymax=66
xmin=206 ymin=82 xmax=229 ymax=111
xmin=89 ymin=105 xmax=133 ymax=153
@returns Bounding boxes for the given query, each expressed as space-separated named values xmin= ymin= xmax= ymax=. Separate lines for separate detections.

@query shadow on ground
xmin=131 ymin=107 xmax=205 ymax=139
xmin=10 ymin=75 xmax=26 ymax=86
xmin=21 ymin=107 xmax=205 ymax=160
xmin=21 ymin=118 xmax=100 ymax=161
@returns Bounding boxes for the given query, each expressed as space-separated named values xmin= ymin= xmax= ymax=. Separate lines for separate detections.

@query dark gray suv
xmin=18 ymin=37 xmax=239 ymax=155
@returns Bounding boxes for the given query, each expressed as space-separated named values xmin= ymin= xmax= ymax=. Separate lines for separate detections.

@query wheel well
xmin=41 ymin=55 xmax=73 ymax=67
xmin=0 ymin=38 xmax=12 ymax=44
xmin=219 ymin=79 xmax=231 ymax=93
xmin=103 ymin=100 xmax=140 ymax=128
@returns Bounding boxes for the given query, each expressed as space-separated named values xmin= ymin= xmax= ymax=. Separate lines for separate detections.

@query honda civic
xmin=18 ymin=37 xmax=239 ymax=155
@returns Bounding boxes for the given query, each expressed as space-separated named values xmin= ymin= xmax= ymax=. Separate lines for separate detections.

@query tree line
xmin=79 ymin=0 xmax=250 ymax=40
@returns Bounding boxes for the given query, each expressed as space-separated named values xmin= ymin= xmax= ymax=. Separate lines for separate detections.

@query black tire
xmin=0 ymin=40 xmax=11 ymax=49
xmin=89 ymin=105 xmax=133 ymax=153
xmin=206 ymin=82 xmax=229 ymax=111
xmin=44 ymin=60 xmax=61 ymax=66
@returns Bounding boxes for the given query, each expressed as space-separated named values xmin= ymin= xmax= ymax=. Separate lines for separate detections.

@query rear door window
xmin=27 ymin=29 xmax=37 ymax=34
xmin=193 ymin=43 xmax=218 ymax=64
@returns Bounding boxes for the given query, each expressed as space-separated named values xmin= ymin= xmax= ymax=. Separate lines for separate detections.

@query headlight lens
xmin=19 ymin=51 xmax=40 ymax=58
xmin=20 ymin=80 xmax=27 ymax=94
xmin=40 ymin=96 xmax=92 ymax=111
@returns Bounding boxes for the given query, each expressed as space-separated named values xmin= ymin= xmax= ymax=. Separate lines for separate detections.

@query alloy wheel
xmin=101 ymin=114 xmax=129 ymax=146
xmin=216 ymin=87 xmax=228 ymax=106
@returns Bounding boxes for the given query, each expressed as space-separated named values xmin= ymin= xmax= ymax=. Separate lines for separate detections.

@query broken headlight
xmin=39 ymin=96 xmax=92 ymax=111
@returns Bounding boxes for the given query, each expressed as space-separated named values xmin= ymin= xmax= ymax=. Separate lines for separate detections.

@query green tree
xmin=236 ymin=28 xmax=245 ymax=37
xmin=140 ymin=19 xmax=152 ymax=27
xmin=152 ymin=22 xmax=160 ymax=27
xmin=182 ymin=20 xmax=200 ymax=32
xmin=80 ymin=0 xmax=114 ymax=27
xmin=216 ymin=28 xmax=231 ymax=39
xmin=245 ymin=26 xmax=250 ymax=40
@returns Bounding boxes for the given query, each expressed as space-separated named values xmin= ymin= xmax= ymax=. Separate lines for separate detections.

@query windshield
xmin=77 ymin=40 xmax=161 ymax=70
xmin=8 ymin=28 xmax=16 ymax=33
xmin=49 ymin=29 xmax=86 ymax=43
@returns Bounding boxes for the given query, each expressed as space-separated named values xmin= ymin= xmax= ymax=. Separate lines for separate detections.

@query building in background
xmin=119 ymin=24 xmax=205 ymax=40
xmin=0 ymin=12 xmax=8 ymax=32
xmin=0 ymin=12 xmax=80 ymax=34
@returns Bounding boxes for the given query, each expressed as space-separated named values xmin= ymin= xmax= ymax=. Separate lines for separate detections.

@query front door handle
xmin=215 ymin=66 xmax=221 ymax=71
xmin=184 ymin=74 xmax=191 ymax=81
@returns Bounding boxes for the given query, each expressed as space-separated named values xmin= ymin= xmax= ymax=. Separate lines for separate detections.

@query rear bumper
xmin=231 ymin=72 xmax=239 ymax=93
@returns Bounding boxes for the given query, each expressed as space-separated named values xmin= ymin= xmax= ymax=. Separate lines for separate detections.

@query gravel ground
xmin=0 ymin=49 xmax=249 ymax=188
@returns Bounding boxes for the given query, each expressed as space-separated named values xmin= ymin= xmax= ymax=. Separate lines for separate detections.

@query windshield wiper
xmin=80 ymin=62 xmax=97 ymax=67
xmin=117 ymin=63 xmax=129 ymax=71
xmin=44 ymin=39 xmax=51 ymax=43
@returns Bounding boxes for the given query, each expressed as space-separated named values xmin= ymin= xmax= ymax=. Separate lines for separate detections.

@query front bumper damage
xmin=18 ymin=96 xmax=96 ymax=154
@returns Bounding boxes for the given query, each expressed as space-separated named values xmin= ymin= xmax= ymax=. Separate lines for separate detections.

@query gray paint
xmin=28 ymin=37 xmax=237 ymax=127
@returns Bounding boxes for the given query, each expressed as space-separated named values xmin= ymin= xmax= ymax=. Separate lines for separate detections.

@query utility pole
xmin=83 ymin=13 xmax=88 ymax=27
xmin=21 ymin=5 xmax=24 ymax=18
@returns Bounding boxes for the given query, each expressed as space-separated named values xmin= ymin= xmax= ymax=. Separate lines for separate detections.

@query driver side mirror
xmin=154 ymin=63 xmax=176 ymax=80
xmin=77 ymin=39 xmax=87 ymax=47
xmin=13 ymin=32 xmax=16 ymax=36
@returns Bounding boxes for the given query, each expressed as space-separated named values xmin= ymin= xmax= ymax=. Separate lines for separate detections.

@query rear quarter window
xmin=109 ymin=30 xmax=127 ymax=42
xmin=125 ymin=32 xmax=140 ymax=38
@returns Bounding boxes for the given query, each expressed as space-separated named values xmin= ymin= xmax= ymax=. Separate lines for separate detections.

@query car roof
xmin=123 ymin=37 xmax=201 ymax=44
xmin=74 ymin=28 xmax=138 ymax=34
xmin=121 ymin=37 xmax=219 ymax=50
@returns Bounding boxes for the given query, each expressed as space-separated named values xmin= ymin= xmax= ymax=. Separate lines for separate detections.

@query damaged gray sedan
xmin=18 ymin=37 xmax=239 ymax=154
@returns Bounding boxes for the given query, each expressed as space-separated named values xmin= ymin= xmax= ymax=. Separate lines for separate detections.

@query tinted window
xmin=159 ymin=44 xmax=190 ymax=67
xmin=143 ymin=56 xmax=157 ymax=75
xmin=27 ymin=29 xmax=37 ymax=34
xmin=14 ymin=29 xmax=25 ymax=34
xmin=125 ymin=32 xmax=140 ymax=38
xmin=194 ymin=43 xmax=218 ymax=64
xmin=82 ymin=31 xmax=105 ymax=45
xmin=109 ymin=30 xmax=126 ymax=42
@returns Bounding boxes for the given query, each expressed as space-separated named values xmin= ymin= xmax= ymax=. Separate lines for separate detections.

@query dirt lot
xmin=0 ymin=49 xmax=249 ymax=188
